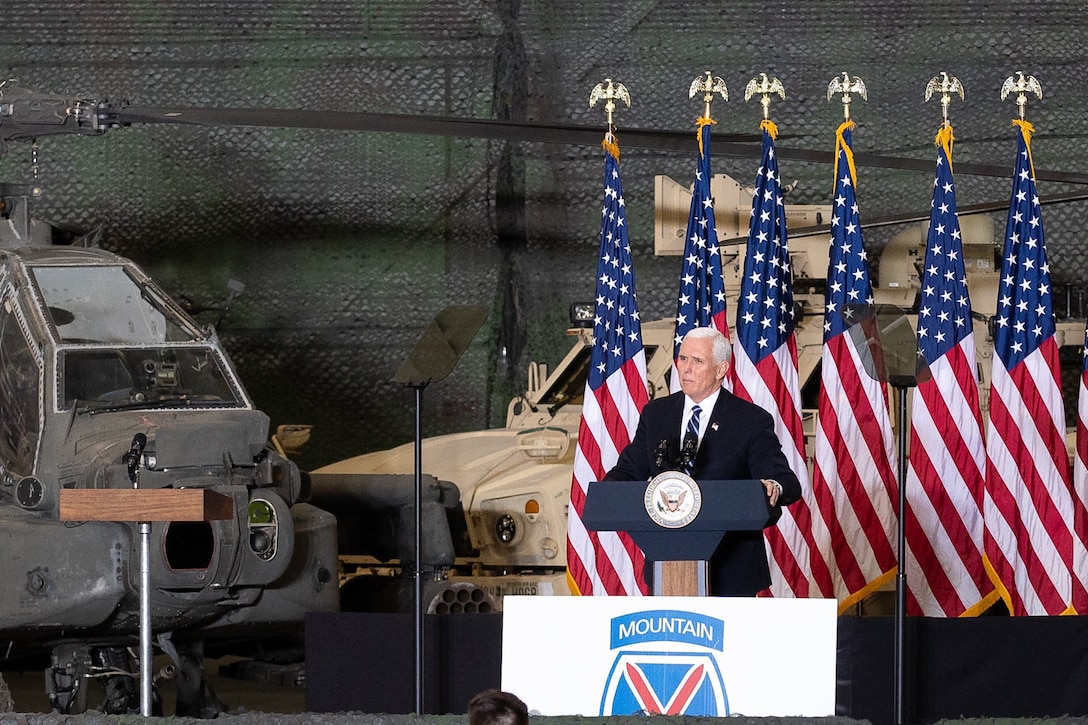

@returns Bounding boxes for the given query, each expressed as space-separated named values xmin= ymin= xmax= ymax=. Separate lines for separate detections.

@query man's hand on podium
xmin=762 ymin=478 xmax=784 ymax=506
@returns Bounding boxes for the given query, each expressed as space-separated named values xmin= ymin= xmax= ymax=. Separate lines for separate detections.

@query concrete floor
xmin=1 ymin=656 xmax=305 ymax=716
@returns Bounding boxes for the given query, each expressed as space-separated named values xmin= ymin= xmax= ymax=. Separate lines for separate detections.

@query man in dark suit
xmin=604 ymin=326 xmax=802 ymax=596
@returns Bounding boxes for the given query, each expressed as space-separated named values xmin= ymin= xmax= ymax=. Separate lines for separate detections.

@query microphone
xmin=654 ymin=439 xmax=670 ymax=469
xmin=680 ymin=431 xmax=698 ymax=472
xmin=124 ymin=433 xmax=147 ymax=484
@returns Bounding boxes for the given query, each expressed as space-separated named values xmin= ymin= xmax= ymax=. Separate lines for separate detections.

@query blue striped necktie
xmin=686 ymin=404 xmax=701 ymax=441
xmin=683 ymin=405 xmax=701 ymax=473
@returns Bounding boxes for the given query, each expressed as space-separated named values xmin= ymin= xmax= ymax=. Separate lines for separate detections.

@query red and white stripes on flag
xmin=809 ymin=121 xmax=898 ymax=609
xmin=1074 ymin=318 xmax=1088 ymax=613
xmin=566 ymin=135 xmax=649 ymax=596
xmin=984 ymin=119 xmax=1083 ymax=615
xmin=906 ymin=124 xmax=996 ymax=616
xmin=731 ymin=120 xmax=823 ymax=598
xmin=732 ymin=340 xmax=822 ymax=598
xmin=670 ymin=120 xmax=732 ymax=394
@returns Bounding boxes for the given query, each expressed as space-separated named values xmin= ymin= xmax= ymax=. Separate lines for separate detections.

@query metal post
xmin=139 ymin=521 xmax=152 ymax=716
xmin=413 ymin=384 xmax=424 ymax=715
xmin=392 ymin=306 xmax=488 ymax=715
xmin=894 ymin=385 xmax=908 ymax=725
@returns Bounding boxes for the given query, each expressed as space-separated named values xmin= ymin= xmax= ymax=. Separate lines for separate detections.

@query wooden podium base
xmin=654 ymin=560 xmax=708 ymax=596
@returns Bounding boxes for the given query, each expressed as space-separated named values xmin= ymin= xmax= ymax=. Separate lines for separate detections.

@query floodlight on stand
xmin=393 ymin=305 xmax=488 ymax=715
xmin=570 ymin=302 xmax=594 ymax=328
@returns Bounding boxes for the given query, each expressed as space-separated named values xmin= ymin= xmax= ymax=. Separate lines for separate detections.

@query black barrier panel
xmin=307 ymin=611 xmax=1088 ymax=722
xmin=305 ymin=611 xmax=503 ymax=715
xmin=838 ymin=616 xmax=1088 ymax=724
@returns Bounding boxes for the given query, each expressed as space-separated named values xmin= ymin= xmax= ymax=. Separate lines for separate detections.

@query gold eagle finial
xmin=1000 ymin=71 xmax=1042 ymax=120
xmin=924 ymin=72 xmax=964 ymax=123
xmin=688 ymin=71 xmax=728 ymax=121
xmin=744 ymin=73 xmax=786 ymax=119
xmin=589 ymin=78 xmax=631 ymax=129
xmin=826 ymin=72 xmax=867 ymax=121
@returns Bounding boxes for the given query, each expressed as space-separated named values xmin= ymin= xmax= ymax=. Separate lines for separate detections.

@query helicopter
xmin=0 ymin=84 xmax=341 ymax=716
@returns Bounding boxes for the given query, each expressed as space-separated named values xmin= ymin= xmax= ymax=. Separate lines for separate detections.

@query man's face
xmin=677 ymin=335 xmax=728 ymax=403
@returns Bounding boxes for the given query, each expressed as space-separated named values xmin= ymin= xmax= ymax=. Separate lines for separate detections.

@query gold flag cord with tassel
xmin=1012 ymin=118 xmax=1036 ymax=177
xmin=760 ymin=118 xmax=778 ymax=140
xmin=935 ymin=123 xmax=955 ymax=172
xmin=602 ymin=132 xmax=620 ymax=160
xmin=695 ymin=116 xmax=716 ymax=158
xmin=834 ymin=120 xmax=859 ymax=191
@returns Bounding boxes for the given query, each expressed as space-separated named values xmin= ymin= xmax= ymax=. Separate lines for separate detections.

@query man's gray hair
xmin=683 ymin=326 xmax=732 ymax=365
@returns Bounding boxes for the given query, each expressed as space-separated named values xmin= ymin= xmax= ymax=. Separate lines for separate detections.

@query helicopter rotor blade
xmin=2 ymin=79 xmax=1085 ymax=185
xmin=766 ymin=146 xmax=1088 ymax=185
xmin=114 ymin=105 xmax=767 ymax=150
xmin=717 ymin=188 xmax=1088 ymax=245
xmin=115 ymin=105 xmax=1088 ymax=185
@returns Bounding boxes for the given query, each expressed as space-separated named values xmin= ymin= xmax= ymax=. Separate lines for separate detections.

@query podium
xmin=582 ymin=477 xmax=772 ymax=596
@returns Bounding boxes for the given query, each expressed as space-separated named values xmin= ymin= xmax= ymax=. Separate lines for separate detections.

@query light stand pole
xmin=394 ymin=305 xmax=488 ymax=715
xmin=411 ymin=383 xmax=425 ymax=714
xmin=890 ymin=377 xmax=915 ymax=725
xmin=844 ymin=304 xmax=930 ymax=725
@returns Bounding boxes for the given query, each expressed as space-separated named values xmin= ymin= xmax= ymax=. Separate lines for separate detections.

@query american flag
xmin=567 ymin=136 xmax=649 ymax=596
xmin=671 ymin=120 xmax=731 ymax=394
xmin=1074 ymin=317 xmax=1088 ymax=613
xmin=905 ymin=124 xmax=995 ymax=616
xmin=809 ymin=122 xmax=898 ymax=608
xmin=731 ymin=120 xmax=821 ymax=598
xmin=984 ymin=119 xmax=1084 ymax=615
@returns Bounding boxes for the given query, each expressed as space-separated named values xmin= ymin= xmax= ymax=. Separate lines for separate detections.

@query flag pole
xmin=568 ymin=79 xmax=650 ymax=598
xmin=908 ymin=70 xmax=965 ymax=725
xmin=924 ymin=71 xmax=964 ymax=130
xmin=735 ymin=73 xmax=821 ymax=601
xmin=989 ymin=71 xmax=1087 ymax=616
xmin=669 ymin=71 xmax=730 ymax=395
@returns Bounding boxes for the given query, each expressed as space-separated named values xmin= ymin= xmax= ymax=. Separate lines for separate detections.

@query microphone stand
xmin=653 ymin=439 xmax=670 ymax=469
xmin=679 ymin=433 xmax=698 ymax=473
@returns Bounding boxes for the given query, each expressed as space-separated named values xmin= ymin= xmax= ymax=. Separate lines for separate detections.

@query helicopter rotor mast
xmin=0 ymin=81 xmax=125 ymax=146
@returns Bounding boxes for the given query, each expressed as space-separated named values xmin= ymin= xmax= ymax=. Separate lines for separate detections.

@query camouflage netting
xmin=2 ymin=1 xmax=1088 ymax=469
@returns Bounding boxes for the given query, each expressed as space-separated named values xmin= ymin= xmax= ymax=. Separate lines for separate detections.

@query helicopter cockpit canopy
xmin=26 ymin=263 xmax=246 ymax=412
xmin=33 ymin=264 xmax=197 ymax=344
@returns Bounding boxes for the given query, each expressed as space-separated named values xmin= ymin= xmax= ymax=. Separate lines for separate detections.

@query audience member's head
xmin=467 ymin=688 xmax=529 ymax=725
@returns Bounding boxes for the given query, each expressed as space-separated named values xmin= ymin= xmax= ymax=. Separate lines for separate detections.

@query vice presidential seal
xmin=645 ymin=471 xmax=701 ymax=528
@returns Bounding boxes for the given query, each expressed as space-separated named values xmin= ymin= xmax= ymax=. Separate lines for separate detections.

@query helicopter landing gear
xmin=0 ymin=671 xmax=12 ymax=712
xmin=47 ymin=643 xmax=154 ymax=715
xmin=162 ymin=638 xmax=225 ymax=718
